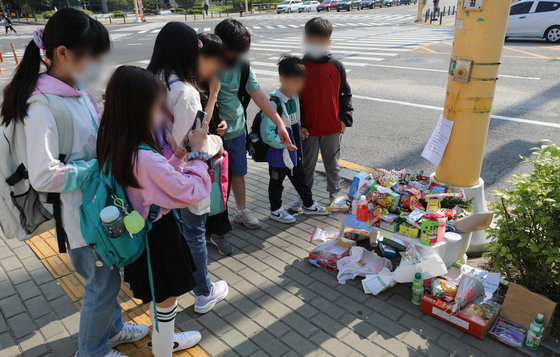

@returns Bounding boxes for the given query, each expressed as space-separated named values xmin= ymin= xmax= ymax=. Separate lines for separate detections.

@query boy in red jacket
xmin=291 ymin=17 xmax=353 ymax=211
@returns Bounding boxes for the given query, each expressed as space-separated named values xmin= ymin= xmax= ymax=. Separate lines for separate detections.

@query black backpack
xmin=249 ymin=96 xmax=282 ymax=163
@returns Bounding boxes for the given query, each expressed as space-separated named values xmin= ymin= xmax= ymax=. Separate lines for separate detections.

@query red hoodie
xmin=300 ymin=54 xmax=353 ymax=137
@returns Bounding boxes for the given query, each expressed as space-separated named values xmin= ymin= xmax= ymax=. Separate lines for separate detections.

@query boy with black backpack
xmin=214 ymin=18 xmax=294 ymax=230
xmin=258 ymin=55 xmax=326 ymax=223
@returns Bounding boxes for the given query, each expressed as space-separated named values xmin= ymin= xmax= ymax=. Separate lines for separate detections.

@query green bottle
xmin=525 ymin=313 xmax=544 ymax=350
xmin=411 ymin=272 xmax=424 ymax=305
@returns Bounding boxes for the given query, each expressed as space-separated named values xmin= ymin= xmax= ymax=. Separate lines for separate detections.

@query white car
xmin=276 ymin=0 xmax=303 ymax=13
xmin=506 ymin=0 xmax=560 ymax=42
xmin=298 ymin=1 xmax=320 ymax=11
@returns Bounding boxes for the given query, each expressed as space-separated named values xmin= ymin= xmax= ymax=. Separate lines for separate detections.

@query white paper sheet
xmin=421 ymin=115 xmax=454 ymax=166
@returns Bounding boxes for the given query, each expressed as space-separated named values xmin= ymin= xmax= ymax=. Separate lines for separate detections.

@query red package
xmin=438 ymin=208 xmax=457 ymax=220
xmin=405 ymin=186 xmax=424 ymax=198
xmin=404 ymin=196 xmax=424 ymax=211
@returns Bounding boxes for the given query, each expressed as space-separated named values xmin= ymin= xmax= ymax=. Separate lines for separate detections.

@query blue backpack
xmin=79 ymin=143 xmax=161 ymax=330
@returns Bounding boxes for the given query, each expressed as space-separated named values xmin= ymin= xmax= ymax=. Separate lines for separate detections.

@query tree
xmin=107 ymin=0 xmax=128 ymax=11
xmin=6 ymin=0 xmax=50 ymax=11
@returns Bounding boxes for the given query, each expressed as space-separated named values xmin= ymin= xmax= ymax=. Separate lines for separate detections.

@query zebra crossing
xmin=248 ymin=27 xmax=454 ymax=77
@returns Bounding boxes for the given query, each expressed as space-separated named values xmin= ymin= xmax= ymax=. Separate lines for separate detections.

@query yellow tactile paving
xmin=25 ymin=230 xmax=208 ymax=357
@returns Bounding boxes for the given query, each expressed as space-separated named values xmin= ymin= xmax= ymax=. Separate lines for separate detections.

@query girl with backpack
xmin=147 ymin=23 xmax=229 ymax=315
xmin=0 ymin=8 xmax=149 ymax=357
xmin=97 ymin=65 xmax=211 ymax=356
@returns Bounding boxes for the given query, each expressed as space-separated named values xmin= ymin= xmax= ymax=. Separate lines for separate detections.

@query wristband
xmin=186 ymin=150 xmax=210 ymax=162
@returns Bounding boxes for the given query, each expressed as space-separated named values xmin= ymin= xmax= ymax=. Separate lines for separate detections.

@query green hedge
xmin=113 ymin=11 xmax=127 ymax=18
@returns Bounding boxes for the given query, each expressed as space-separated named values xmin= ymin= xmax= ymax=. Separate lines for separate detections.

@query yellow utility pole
xmin=434 ymin=0 xmax=512 ymax=187
xmin=416 ymin=0 xmax=426 ymax=22
xmin=133 ymin=0 xmax=140 ymax=22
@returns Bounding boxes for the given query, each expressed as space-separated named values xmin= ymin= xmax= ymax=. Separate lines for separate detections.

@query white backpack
xmin=0 ymin=94 xmax=74 ymax=241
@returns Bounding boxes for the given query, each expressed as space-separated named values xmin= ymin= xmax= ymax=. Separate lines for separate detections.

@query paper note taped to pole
xmin=421 ymin=115 xmax=454 ymax=166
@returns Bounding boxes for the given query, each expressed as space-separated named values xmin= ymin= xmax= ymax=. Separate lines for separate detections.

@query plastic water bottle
xmin=411 ymin=272 xmax=424 ymax=305
xmin=525 ymin=313 xmax=544 ymax=350
xmin=356 ymin=195 xmax=368 ymax=222
xmin=100 ymin=206 xmax=125 ymax=238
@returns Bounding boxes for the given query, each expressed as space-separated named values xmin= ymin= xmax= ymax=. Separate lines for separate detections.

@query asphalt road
xmin=2 ymin=4 xmax=559 ymax=197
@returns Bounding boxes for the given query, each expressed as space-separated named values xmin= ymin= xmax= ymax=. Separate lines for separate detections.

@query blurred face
xmin=223 ymin=49 xmax=244 ymax=68
xmin=303 ymin=35 xmax=331 ymax=59
xmin=150 ymin=92 xmax=167 ymax=131
xmin=279 ymin=75 xmax=306 ymax=97
xmin=198 ymin=54 xmax=223 ymax=81
xmin=55 ymin=46 xmax=105 ymax=85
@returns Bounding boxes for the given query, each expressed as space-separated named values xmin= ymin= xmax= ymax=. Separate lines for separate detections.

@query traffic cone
xmin=10 ymin=43 xmax=19 ymax=65
xmin=0 ymin=47 xmax=4 ymax=63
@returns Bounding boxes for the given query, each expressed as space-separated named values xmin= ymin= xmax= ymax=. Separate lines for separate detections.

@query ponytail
xmin=1 ymin=8 xmax=109 ymax=126
xmin=1 ymin=40 xmax=44 ymax=125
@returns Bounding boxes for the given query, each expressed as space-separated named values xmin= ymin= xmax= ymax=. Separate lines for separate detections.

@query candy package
xmin=326 ymin=196 xmax=349 ymax=214
xmin=489 ymin=318 xmax=527 ymax=347
xmin=405 ymin=209 xmax=425 ymax=228
xmin=430 ymin=278 xmax=457 ymax=302
xmin=367 ymin=206 xmax=389 ymax=226
xmin=403 ymin=195 xmax=424 ymax=211
xmin=343 ymin=228 xmax=370 ymax=241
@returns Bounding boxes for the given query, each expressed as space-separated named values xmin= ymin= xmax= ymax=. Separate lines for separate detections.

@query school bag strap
xmin=27 ymin=93 xmax=75 ymax=253
xmin=237 ymin=59 xmax=251 ymax=114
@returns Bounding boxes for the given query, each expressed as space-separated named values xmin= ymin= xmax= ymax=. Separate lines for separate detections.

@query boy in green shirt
xmin=215 ymin=19 xmax=294 ymax=230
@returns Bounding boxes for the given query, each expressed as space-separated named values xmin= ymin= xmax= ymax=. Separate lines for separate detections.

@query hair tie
xmin=198 ymin=39 xmax=203 ymax=49
xmin=33 ymin=27 xmax=45 ymax=50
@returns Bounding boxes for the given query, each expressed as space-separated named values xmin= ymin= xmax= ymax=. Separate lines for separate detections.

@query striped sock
xmin=150 ymin=301 xmax=177 ymax=357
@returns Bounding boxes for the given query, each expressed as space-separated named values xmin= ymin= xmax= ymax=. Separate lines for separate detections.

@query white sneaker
xmin=104 ymin=349 xmax=127 ymax=357
xmin=303 ymin=201 xmax=328 ymax=216
xmin=172 ymin=331 xmax=202 ymax=352
xmin=288 ymin=197 xmax=303 ymax=213
xmin=270 ymin=207 xmax=296 ymax=224
xmin=107 ymin=322 xmax=150 ymax=348
xmin=194 ymin=281 xmax=229 ymax=314
xmin=234 ymin=208 xmax=261 ymax=229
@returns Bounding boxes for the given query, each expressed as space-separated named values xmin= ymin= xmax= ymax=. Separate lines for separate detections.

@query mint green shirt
xmin=217 ymin=62 xmax=260 ymax=141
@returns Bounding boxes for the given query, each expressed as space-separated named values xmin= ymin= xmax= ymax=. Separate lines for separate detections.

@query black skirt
xmin=124 ymin=212 xmax=197 ymax=304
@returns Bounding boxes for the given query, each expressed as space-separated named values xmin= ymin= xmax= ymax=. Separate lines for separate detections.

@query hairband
xmin=33 ymin=27 xmax=45 ymax=50
xmin=198 ymin=39 xmax=203 ymax=49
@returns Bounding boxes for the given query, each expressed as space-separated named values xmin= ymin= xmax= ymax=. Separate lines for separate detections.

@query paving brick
xmin=0 ymin=279 xmax=17 ymax=300
xmin=13 ymin=245 xmax=35 ymax=261
xmin=252 ymin=311 xmax=290 ymax=338
xmin=255 ymin=295 xmax=291 ymax=319
xmin=24 ymin=295 xmax=51 ymax=319
xmin=372 ymin=330 xmax=414 ymax=357
xmin=280 ymin=330 xmax=318 ymax=356
xmin=19 ymin=256 xmax=44 ymax=273
xmin=7 ymin=312 xmax=37 ymax=339
xmin=1 ymin=255 xmax=24 ymax=272
xmin=6 ymin=267 xmax=31 ymax=285
xmin=29 ymin=267 xmax=55 ymax=286
xmin=224 ymin=311 xmax=261 ymax=337
xmin=47 ymin=332 xmax=78 ymax=357
xmin=310 ymin=329 xmax=356 ymax=356
xmin=221 ymin=329 xmax=259 ymax=357
xmin=197 ymin=311 xmax=233 ymax=337
xmin=436 ymin=332 xmax=483 ymax=356
xmin=0 ymin=312 xmax=8 ymax=333
xmin=281 ymin=312 xmax=319 ymax=338
xmin=308 ymin=281 xmax=341 ymax=302
xmin=397 ymin=312 xmax=443 ymax=340
xmin=307 ymin=295 xmax=345 ymax=320
xmin=0 ymin=294 xmax=26 ymax=318
xmin=251 ymin=330 xmax=290 ymax=357
xmin=18 ymin=331 xmax=49 ymax=357
xmin=60 ymin=311 xmax=80 ymax=337
xmin=0 ymin=246 xmax=13 ymax=260
xmin=229 ymin=293 xmax=264 ymax=318
xmin=342 ymin=331 xmax=389 ymax=356
xmin=15 ymin=280 xmax=41 ymax=301
xmin=36 ymin=312 xmax=68 ymax=339
xmin=199 ymin=330 xmax=230 ymax=356
xmin=401 ymin=330 xmax=448 ymax=357
xmin=39 ymin=280 xmax=65 ymax=301
xmin=0 ymin=331 xmax=21 ymax=356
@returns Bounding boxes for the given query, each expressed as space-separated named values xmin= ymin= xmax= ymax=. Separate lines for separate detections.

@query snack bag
xmin=451 ymin=274 xmax=484 ymax=313
xmin=403 ymin=195 xmax=424 ymax=211
xmin=430 ymin=278 xmax=457 ymax=302
xmin=367 ymin=206 xmax=388 ymax=226
xmin=326 ymin=196 xmax=349 ymax=214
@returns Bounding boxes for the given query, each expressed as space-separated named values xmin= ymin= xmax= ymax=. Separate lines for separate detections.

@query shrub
xmin=113 ymin=10 xmax=127 ymax=18
xmin=486 ymin=142 xmax=560 ymax=300
xmin=42 ymin=7 xmax=93 ymax=19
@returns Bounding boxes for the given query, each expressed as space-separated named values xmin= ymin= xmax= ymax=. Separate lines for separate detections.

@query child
xmin=0 ymin=9 xmax=148 ymax=357
xmin=97 ymin=66 xmax=210 ymax=356
xmin=214 ymin=18 xmax=295 ymax=230
xmin=261 ymin=55 xmax=327 ymax=223
xmin=147 ymin=23 xmax=229 ymax=314
xmin=198 ymin=32 xmax=234 ymax=256
xmin=293 ymin=17 xmax=353 ymax=211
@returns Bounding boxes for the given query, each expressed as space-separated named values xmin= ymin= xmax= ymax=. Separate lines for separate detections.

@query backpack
xmin=0 ymin=94 xmax=74 ymax=253
xmin=208 ymin=151 xmax=229 ymax=217
xmin=249 ymin=96 xmax=283 ymax=163
xmin=79 ymin=143 xmax=161 ymax=330
xmin=237 ymin=60 xmax=256 ymax=155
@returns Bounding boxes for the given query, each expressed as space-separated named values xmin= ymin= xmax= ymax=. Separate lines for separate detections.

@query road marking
xmin=203 ymin=27 xmax=211 ymax=32
xmin=138 ymin=30 xmax=149 ymax=34
xmin=277 ymin=25 xmax=287 ymax=28
xmin=127 ymin=43 xmax=143 ymax=46
xmin=253 ymin=26 xmax=261 ymax=29
xmin=252 ymin=68 xmax=279 ymax=76
xmin=265 ymin=25 xmax=274 ymax=29
xmin=503 ymin=46 xmax=549 ymax=59
xmin=354 ymin=95 xmax=560 ymax=128
xmin=289 ymin=24 xmax=299 ymax=27
xmin=151 ymin=29 xmax=160 ymax=33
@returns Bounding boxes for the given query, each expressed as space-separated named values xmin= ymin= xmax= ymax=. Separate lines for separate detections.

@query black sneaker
xmin=208 ymin=234 xmax=233 ymax=255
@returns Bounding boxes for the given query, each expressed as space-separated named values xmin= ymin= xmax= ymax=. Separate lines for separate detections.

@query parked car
xmin=506 ymin=0 xmax=560 ymax=42
xmin=399 ymin=0 xmax=417 ymax=4
xmin=317 ymin=0 xmax=338 ymax=11
xmin=298 ymin=0 xmax=320 ymax=11
xmin=383 ymin=0 xmax=399 ymax=6
xmin=276 ymin=0 xmax=303 ymax=13
xmin=337 ymin=0 xmax=363 ymax=11
xmin=362 ymin=0 xmax=383 ymax=8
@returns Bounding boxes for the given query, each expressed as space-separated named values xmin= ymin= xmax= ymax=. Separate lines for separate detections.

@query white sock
xmin=150 ymin=301 xmax=177 ymax=357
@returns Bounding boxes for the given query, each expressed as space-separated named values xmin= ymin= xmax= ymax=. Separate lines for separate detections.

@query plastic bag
xmin=431 ymin=278 xmax=458 ymax=302
xmin=452 ymin=273 xmax=484 ymax=313
xmin=309 ymin=227 xmax=337 ymax=242
xmin=326 ymin=196 xmax=350 ymax=214
xmin=336 ymin=246 xmax=392 ymax=284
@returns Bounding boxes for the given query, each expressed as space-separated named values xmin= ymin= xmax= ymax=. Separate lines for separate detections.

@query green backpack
xmin=79 ymin=143 xmax=161 ymax=330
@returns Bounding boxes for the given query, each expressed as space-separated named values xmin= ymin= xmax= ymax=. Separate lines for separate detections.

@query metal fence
xmin=424 ymin=5 xmax=456 ymax=25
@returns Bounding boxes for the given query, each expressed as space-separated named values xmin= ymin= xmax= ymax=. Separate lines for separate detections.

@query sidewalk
xmin=0 ymin=160 xmax=525 ymax=356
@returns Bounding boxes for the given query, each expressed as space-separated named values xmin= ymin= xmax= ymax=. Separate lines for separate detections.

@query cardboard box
xmin=421 ymin=283 xmax=557 ymax=339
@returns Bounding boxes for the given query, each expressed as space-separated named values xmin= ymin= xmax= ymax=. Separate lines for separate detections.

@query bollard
xmin=185 ymin=13 xmax=187 ymax=21
xmin=202 ymin=10 xmax=205 ymax=19
xmin=212 ymin=11 xmax=214 ymax=18
xmin=430 ymin=9 xmax=434 ymax=23
xmin=194 ymin=13 xmax=197 ymax=20
xmin=439 ymin=10 xmax=443 ymax=24
xmin=10 ymin=43 xmax=19 ymax=65
xmin=109 ymin=16 xmax=112 ymax=23
xmin=424 ymin=9 xmax=429 ymax=22
xmin=123 ymin=15 xmax=126 ymax=23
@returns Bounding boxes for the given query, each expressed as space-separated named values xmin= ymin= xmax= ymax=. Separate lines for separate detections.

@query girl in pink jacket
xmin=96 ymin=65 xmax=212 ymax=356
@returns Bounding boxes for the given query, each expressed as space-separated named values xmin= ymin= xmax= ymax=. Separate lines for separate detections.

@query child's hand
xmin=216 ymin=120 xmax=227 ymax=136
xmin=302 ymin=128 xmax=309 ymax=140
xmin=187 ymin=118 xmax=209 ymax=152
xmin=341 ymin=122 xmax=347 ymax=133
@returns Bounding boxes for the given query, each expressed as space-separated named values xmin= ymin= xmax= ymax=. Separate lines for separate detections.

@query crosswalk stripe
xmin=277 ymin=25 xmax=287 ymax=28
xmin=253 ymin=26 xmax=261 ymax=29
xmin=203 ymin=27 xmax=211 ymax=32
xmin=151 ymin=29 xmax=159 ymax=33
xmin=289 ymin=24 xmax=299 ymax=28
xmin=265 ymin=25 xmax=274 ymax=29
xmin=138 ymin=30 xmax=149 ymax=34
xmin=252 ymin=68 xmax=279 ymax=77
xmin=252 ymin=43 xmax=400 ymax=56
xmin=192 ymin=28 xmax=199 ymax=32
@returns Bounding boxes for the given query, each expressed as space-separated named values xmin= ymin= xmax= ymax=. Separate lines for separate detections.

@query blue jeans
xmin=180 ymin=209 xmax=211 ymax=296
xmin=69 ymin=245 xmax=123 ymax=357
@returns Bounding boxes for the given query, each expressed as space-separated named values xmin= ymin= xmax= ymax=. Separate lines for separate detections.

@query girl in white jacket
xmin=0 ymin=8 xmax=148 ymax=357
xmin=147 ymin=22 xmax=230 ymax=316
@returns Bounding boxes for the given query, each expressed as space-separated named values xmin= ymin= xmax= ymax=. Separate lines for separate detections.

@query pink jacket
xmin=126 ymin=150 xmax=212 ymax=221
